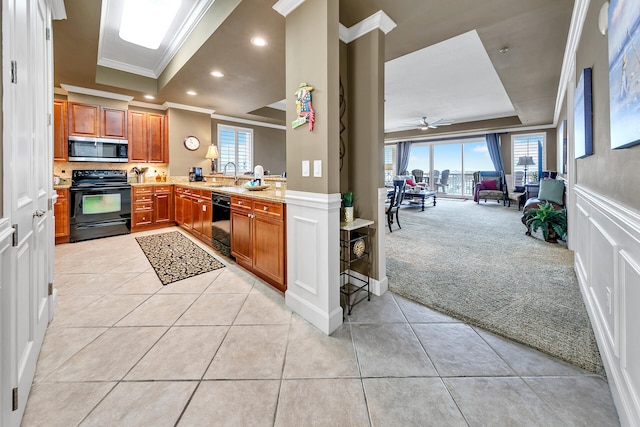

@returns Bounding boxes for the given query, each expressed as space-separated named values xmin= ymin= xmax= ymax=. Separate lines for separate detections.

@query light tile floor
xmin=23 ymin=228 xmax=621 ymax=426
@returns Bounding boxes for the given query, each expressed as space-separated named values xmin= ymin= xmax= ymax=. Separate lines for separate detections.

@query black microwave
xmin=68 ymin=136 xmax=128 ymax=162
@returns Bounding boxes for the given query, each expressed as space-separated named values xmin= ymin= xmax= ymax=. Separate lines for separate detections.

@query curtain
xmin=396 ymin=141 xmax=411 ymax=175
xmin=537 ymin=140 xmax=543 ymax=180
xmin=486 ymin=133 xmax=504 ymax=172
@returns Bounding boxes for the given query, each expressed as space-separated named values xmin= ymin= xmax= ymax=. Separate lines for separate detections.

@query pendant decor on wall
xmin=339 ymin=78 xmax=346 ymax=171
xmin=292 ymin=82 xmax=315 ymax=131
xmin=608 ymin=0 xmax=640 ymax=149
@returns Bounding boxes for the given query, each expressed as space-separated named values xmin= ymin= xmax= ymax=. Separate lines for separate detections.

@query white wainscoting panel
xmin=285 ymin=190 xmax=343 ymax=335
xmin=574 ymin=186 xmax=640 ymax=426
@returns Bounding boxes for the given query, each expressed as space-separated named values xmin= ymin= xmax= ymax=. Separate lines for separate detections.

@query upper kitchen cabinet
xmin=53 ymin=100 xmax=68 ymax=161
xmin=128 ymin=110 xmax=168 ymax=163
xmin=67 ymin=102 xmax=127 ymax=139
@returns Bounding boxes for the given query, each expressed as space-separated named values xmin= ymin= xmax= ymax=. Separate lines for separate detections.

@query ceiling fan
xmin=419 ymin=116 xmax=454 ymax=130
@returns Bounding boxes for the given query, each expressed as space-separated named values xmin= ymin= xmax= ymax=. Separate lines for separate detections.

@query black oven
xmin=68 ymin=136 xmax=128 ymax=162
xmin=70 ymin=170 xmax=131 ymax=242
xmin=211 ymin=192 xmax=231 ymax=257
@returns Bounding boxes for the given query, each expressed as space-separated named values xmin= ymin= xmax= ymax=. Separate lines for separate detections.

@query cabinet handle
xmin=238 ymin=200 xmax=243 ymax=205
xmin=263 ymin=206 xmax=268 ymax=211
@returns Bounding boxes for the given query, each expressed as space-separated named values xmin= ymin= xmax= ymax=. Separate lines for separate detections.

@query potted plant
xmin=525 ymin=201 xmax=567 ymax=243
xmin=341 ymin=191 xmax=354 ymax=223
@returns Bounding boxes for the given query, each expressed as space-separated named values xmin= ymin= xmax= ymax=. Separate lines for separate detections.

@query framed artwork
xmin=608 ymin=0 xmax=640 ymax=149
xmin=559 ymin=119 xmax=568 ymax=174
xmin=574 ymin=68 xmax=593 ymax=159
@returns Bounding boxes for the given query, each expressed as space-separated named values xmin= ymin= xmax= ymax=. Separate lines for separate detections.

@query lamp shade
xmin=205 ymin=144 xmax=220 ymax=159
xmin=516 ymin=156 xmax=535 ymax=166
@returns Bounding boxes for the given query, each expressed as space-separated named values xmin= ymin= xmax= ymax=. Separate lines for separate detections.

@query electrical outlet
xmin=606 ymin=287 xmax=612 ymax=314
xmin=302 ymin=160 xmax=310 ymax=177
xmin=275 ymin=181 xmax=282 ymax=188
xmin=313 ymin=160 xmax=322 ymax=177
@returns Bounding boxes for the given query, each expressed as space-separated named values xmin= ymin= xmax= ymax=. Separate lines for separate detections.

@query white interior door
xmin=1 ymin=0 xmax=53 ymax=425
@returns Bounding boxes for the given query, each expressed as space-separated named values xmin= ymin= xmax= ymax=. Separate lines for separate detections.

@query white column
xmin=285 ymin=190 xmax=343 ymax=334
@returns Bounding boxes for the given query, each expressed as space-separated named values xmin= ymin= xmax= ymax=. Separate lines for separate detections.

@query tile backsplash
xmin=54 ymin=162 xmax=168 ymax=183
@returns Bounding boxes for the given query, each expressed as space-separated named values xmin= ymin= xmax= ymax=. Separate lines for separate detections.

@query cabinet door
xmin=68 ymin=102 xmax=99 ymax=137
xmin=53 ymin=100 xmax=67 ymax=161
xmin=128 ymin=110 xmax=148 ymax=162
xmin=174 ymin=189 xmax=185 ymax=225
xmin=252 ymin=215 xmax=286 ymax=290
xmin=54 ymin=189 xmax=69 ymax=241
xmin=101 ymin=107 xmax=127 ymax=139
xmin=182 ymin=191 xmax=194 ymax=230
xmin=154 ymin=191 xmax=173 ymax=224
xmin=202 ymin=200 xmax=212 ymax=240
xmin=148 ymin=113 xmax=166 ymax=163
xmin=231 ymin=209 xmax=252 ymax=263
xmin=191 ymin=194 xmax=203 ymax=236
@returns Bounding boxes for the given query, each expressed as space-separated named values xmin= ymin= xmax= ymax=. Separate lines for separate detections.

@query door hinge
xmin=10 ymin=60 xmax=17 ymax=84
xmin=46 ymin=28 xmax=51 ymax=40
xmin=48 ymin=282 xmax=53 ymax=296
xmin=48 ymin=113 xmax=52 ymax=126
xmin=48 ymin=198 xmax=53 ymax=211
xmin=11 ymin=224 xmax=18 ymax=247
xmin=12 ymin=387 xmax=18 ymax=411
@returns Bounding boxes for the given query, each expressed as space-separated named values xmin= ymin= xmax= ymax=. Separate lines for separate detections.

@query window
xmin=218 ymin=125 xmax=253 ymax=174
xmin=512 ymin=133 xmax=545 ymax=184
xmin=384 ymin=144 xmax=397 ymax=183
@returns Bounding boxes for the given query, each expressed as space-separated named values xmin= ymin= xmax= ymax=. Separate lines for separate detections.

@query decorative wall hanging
xmin=292 ymin=82 xmax=315 ymax=131
xmin=339 ymin=78 xmax=346 ymax=171
xmin=608 ymin=0 xmax=640 ymax=149
xmin=574 ymin=67 xmax=593 ymax=159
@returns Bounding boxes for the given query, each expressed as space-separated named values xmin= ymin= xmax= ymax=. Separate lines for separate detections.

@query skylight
xmin=119 ymin=0 xmax=182 ymax=50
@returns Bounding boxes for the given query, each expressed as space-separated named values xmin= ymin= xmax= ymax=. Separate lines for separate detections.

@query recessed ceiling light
xmin=119 ymin=0 xmax=182 ymax=50
xmin=144 ymin=95 xmax=155 ymax=100
xmin=210 ymin=71 xmax=224 ymax=78
xmin=186 ymin=90 xmax=197 ymax=96
xmin=251 ymin=37 xmax=268 ymax=47
xmin=499 ymin=47 xmax=509 ymax=54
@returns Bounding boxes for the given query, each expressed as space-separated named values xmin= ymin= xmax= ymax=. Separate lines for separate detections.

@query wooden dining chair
xmin=386 ymin=179 xmax=406 ymax=232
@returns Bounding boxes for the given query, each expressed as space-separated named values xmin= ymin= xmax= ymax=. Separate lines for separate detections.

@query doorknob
xmin=33 ymin=209 xmax=46 ymax=217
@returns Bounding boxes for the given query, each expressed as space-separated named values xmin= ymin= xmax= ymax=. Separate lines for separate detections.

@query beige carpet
xmin=386 ymin=198 xmax=604 ymax=374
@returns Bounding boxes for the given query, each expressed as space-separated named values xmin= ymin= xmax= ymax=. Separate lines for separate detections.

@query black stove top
xmin=71 ymin=169 xmax=130 ymax=188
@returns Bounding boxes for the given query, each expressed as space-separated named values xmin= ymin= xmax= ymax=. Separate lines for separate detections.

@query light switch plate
xmin=302 ymin=160 xmax=310 ymax=177
xmin=313 ymin=160 xmax=322 ymax=177
xmin=275 ymin=181 xmax=282 ymax=188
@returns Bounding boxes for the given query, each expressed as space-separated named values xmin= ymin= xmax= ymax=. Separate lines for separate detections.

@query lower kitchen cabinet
xmin=131 ymin=185 xmax=173 ymax=231
xmin=231 ymin=195 xmax=286 ymax=292
xmin=174 ymin=186 xmax=212 ymax=244
xmin=54 ymin=188 xmax=69 ymax=244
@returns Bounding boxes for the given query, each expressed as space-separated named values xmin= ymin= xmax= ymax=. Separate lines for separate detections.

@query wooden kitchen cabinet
xmin=54 ymin=188 xmax=69 ymax=244
xmin=68 ymin=102 xmax=127 ymax=139
xmin=128 ymin=110 xmax=168 ymax=163
xmin=131 ymin=185 xmax=173 ymax=231
xmin=230 ymin=195 xmax=286 ymax=292
xmin=53 ymin=100 xmax=67 ymax=161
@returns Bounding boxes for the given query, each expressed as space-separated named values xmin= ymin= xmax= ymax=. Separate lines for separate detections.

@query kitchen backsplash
xmin=54 ymin=162 xmax=168 ymax=183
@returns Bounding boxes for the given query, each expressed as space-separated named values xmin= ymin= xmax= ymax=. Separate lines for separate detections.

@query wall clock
xmin=183 ymin=136 xmax=200 ymax=151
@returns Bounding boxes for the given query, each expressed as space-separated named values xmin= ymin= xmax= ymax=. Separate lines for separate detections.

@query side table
xmin=340 ymin=218 xmax=373 ymax=315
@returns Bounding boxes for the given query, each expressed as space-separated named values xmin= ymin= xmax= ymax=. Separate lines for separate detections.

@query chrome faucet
xmin=223 ymin=162 xmax=238 ymax=185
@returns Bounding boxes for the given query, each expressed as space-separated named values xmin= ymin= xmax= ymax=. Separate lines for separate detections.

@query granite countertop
xmin=55 ymin=180 xmax=286 ymax=203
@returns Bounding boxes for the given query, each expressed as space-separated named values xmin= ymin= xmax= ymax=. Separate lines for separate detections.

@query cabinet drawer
xmin=231 ymin=196 xmax=252 ymax=211
xmin=253 ymin=200 xmax=283 ymax=219
xmin=134 ymin=186 xmax=153 ymax=195
xmin=154 ymin=185 xmax=172 ymax=193
xmin=133 ymin=211 xmax=153 ymax=226
xmin=134 ymin=202 xmax=153 ymax=212
xmin=134 ymin=194 xmax=153 ymax=203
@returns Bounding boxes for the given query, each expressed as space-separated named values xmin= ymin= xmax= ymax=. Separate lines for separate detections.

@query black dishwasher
xmin=211 ymin=192 xmax=231 ymax=257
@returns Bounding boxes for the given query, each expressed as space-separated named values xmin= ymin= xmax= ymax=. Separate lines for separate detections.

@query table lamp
xmin=517 ymin=156 xmax=535 ymax=183
xmin=205 ymin=144 xmax=220 ymax=174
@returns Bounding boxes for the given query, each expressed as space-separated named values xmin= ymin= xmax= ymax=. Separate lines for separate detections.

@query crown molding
xmin=97 ymin=58 xmax=158 ymax=79
xmin=554 ymin=0 xmax=590 ymax=126
xmin=272 ymin=0 xmax=306 ymax=17
xmin=129 ymin=101 xmax=167 ymax=110
xmin=47 ymin=0 xmax=67 ymax=20
xmin=163 ymin=102 xmax=215 ymax=115
xmin=59 ymin=84 xmax=134 ymax=102
xmin=211 ymin=114 xmax=286 ymax=130
xmin=340 ymin=10 xmax=397 ymax=43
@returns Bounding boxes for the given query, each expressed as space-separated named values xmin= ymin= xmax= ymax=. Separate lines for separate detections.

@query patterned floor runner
xmin=136 ymin=231 xmax=225 ymax=285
